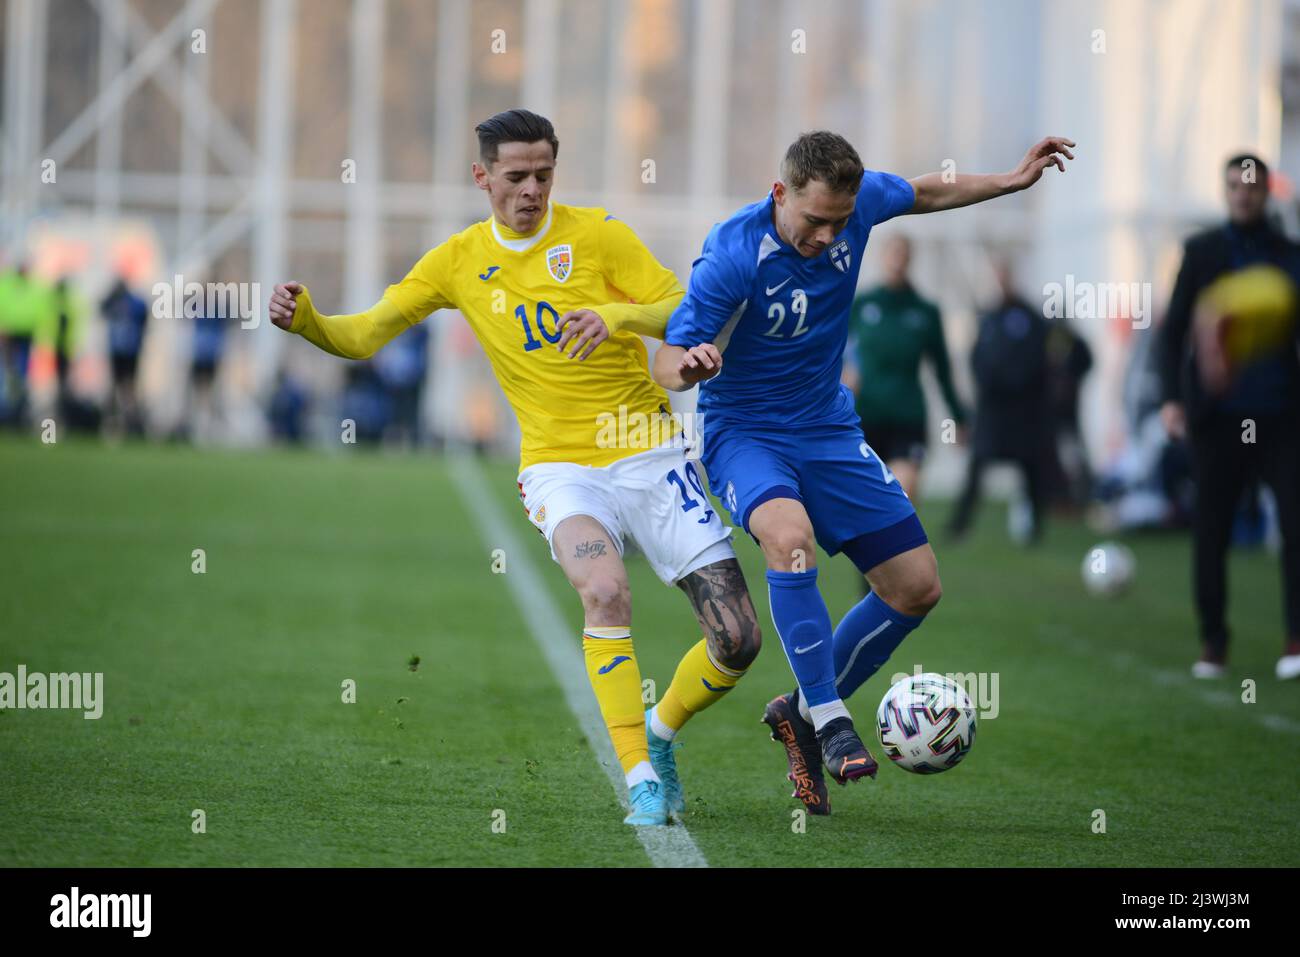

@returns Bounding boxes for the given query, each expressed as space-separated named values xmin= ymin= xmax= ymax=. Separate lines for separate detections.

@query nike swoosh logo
xmin=701 ymin=678 xmax=731 ymax=693
xmin=793 ymin=641 xmax=824 ymax=655
xmin=765 ymin=278 xmax=792 ymax=296
xmin=478 ymin=266 xmax=500 ymax=281
xmin=597 ymin=655 xmax=632 ymax=675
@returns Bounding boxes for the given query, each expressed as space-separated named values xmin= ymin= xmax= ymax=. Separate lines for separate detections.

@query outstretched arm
xmin=269 ymin=243 xmax=454 ymax=359
xmin=269 ymin=283 xmax=412 ymax=359
xmin=907 ymin=136 xmax=1075 ymax=214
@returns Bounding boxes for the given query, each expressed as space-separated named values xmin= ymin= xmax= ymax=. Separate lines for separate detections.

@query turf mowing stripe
xmin=1038 ymin=624 xmax=1300 ymax=735
xmin=447 ymin=453 xmax=709 ymax=868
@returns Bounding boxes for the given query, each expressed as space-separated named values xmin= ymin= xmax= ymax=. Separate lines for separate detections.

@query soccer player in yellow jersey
xmin=268 ymin=110 xmax=761 ymax=827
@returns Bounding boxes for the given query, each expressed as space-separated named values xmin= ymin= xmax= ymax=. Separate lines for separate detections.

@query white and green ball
xmin=1082 ymin=541 xmax=1135 ymax=597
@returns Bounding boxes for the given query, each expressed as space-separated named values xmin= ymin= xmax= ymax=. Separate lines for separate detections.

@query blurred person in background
xmin=0 ymin=263 xmax=17 ymax=422
xmin=179 ymin=286 xmax=228 ymax=443
xmin=1092 ymin=325 xmax=1193 ymax=531
xmin=947 ymin=260 xmax=1051 ymax=543
xmin=340 ymin=361 xmax=391 ymax=445
xmin=844 ymin=234 xmax=967 ymax=506
xmin=0 ymin=263 xmax=55 ymax=428
xmin=1043 ymin=313 xmax=1094 ymax=511
xmin=1159 ymin=152 xmax=1300 ymax=681
xmin=43 ymin=276 xmax=97 ymax=431
xmin=268 ymin=365 xmax=309 ymax=445
xmin=101 ymin=277 xmax=149 ymax=436
xmin=374 ymin=322 xmax=429 ymax=448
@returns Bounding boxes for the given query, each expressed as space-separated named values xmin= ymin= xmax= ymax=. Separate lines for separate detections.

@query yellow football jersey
xmin=289 ymin=202 xmax=684 ymax=470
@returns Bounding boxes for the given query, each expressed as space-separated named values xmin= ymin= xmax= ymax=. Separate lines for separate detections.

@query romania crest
xmin=546 ymin=244 xmax=573 ymax=283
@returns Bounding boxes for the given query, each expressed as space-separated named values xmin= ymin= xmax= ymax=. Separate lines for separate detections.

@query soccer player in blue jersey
xmin=654 ymin=131 xmax=1074 ymax=814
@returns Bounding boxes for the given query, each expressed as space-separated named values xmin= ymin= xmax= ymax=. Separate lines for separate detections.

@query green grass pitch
xmin=2 ymin=436 xmax=1297 ymax=867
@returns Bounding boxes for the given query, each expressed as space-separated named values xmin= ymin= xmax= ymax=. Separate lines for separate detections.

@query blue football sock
xmin=832 ymin=592 xmax=925 ymax=701
xmin=766 ymin=568 xmax=839 ymax=708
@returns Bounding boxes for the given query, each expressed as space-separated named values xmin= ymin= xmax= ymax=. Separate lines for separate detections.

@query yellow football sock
xmin=582 ymin=627 xmax=649 ymax=775
xmin=656 ymin=639 xmax=746 ymax=733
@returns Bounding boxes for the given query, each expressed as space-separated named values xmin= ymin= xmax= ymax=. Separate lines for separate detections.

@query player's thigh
xmin=551 ymin=514 xmax=631 ymax=596
xmin=701 ymin=430 xmax=799 ymax=528
xmin=518 ymin=461 xmax=629 ymax=603
xmin=608 ymin=445 xmax=734 ymax=585
xmin=799 ymin=427 xmax=920 ymax=556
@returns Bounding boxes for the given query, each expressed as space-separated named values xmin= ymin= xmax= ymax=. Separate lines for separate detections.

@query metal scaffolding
xmin=0 ymin=0 xmax=1287 ymax=468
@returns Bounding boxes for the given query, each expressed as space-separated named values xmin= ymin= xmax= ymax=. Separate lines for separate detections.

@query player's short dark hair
xmin=475 ymin=109 xmax=559 ymax=167
xmin=1225 ymin=152 xmax=1270 ymax=186
xmin=781 ymin=131 xmax=864 ymax=195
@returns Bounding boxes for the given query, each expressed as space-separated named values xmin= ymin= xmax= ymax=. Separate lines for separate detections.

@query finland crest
xmin=546 ymin=244 xmax=573 ymax=283
xmin=828 ymin=239 xmax=851 ymax=273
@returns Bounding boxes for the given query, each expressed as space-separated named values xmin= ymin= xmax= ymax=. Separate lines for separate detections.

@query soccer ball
xmin=1081 ymin=541 xmax=1135 ymax=597
xmin=876 ymin=673 xmax=977 ymax=774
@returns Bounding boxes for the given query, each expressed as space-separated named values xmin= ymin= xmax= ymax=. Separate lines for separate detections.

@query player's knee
xmin=759 ymin=528 xmax=817 ymax=572
xmin=578 ymin=575 xmax=630 ymax=621
xmin=714 ymin=617 xmax=762 ymax=671
xmin=897 ymin=572 xmax=942 ymax=618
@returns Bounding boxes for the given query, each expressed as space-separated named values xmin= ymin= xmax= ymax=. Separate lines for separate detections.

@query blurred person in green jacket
xmin=844 ymin=235 xmax=968 ymax=504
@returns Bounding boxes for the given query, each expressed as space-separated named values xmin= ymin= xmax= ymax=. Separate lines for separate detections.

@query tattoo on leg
xmin=678 ymin=559 xmax=760 ymax=669
xmin=574 ymin=539 xmax=608 ymax=559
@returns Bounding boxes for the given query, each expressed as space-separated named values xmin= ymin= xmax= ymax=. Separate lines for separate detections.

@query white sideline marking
xmin=1038 ymin=625 xmax=1300 ymax=735
xmin=448 ymin=454 xmax=709 ymax=868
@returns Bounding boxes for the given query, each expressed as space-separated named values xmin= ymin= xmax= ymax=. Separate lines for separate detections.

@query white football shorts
xmin=517 ymin=442 xmax=735 ymax=585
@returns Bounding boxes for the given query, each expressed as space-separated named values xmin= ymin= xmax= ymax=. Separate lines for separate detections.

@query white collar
xmin=490 ymin=205 xmax=554 ymax=252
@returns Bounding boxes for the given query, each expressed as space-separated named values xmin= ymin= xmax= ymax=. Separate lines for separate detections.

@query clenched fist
xmin=268 ymin=282 xmax=304 ymax=331
xmin=677 ymin=343 xmax=723 ymax=386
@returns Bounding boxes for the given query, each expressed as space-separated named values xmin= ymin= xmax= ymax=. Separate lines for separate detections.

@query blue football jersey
xmin=666 ymin=170 xmax=915 ymax=429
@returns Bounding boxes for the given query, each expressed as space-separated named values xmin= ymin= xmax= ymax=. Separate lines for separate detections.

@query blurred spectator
xmin=1092 ymin=327 xmax=1193 ymax=531
xmin=268 ymin=367 xmax=309 ymax=444
xmin=101 ymin=278 xmax=149 ymax=436
xmin=948 ymin=261 xmax=1051 ymax=543
xmin=845 ymin=234 xmax=966 ymax=504
xmin=340 ymin=362 xmax=391 ymax=445
xmin=1044 ymin=314 xmax=1094 ymax=510
xmin=1158 ymin=152 xmax=1300 ymax=680
xmin=374 ymin=323 xmax=430 ymax=448
xmin=177 ymin=287 xmax=228 ymax=443
xmin=0 ymin=264 xmax=55 ymax=427
xmin=42 ymin=277 xmax=99 ymax=432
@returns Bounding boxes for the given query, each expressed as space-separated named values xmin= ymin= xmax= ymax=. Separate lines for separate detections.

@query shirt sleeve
xmin=925 ymin=303 xmax=967 ymax=424
xmin=288 ymin=288 xmax=413 ymax=360
xmin=288 ymin=241 xmax=457 ymax=360
xmin=1159 ymin=239 xmax=1202 ymax=404
xmin=858 ymin=169 xmax=916 ymax=226
xmin=593 ymin=213 xmax=685 ymax=339
xmin=381 ymin=240 xmax=458 ymax=326
xmin=665 ymin=232 xmax=749 ymax=348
